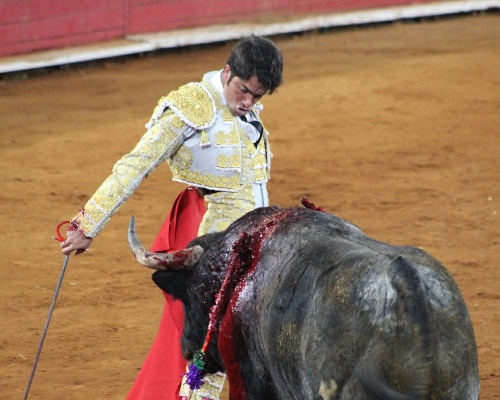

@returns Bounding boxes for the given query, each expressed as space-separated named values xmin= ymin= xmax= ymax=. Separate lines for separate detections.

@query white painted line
xmin=0 ymin=42 xmax=154 ymax=74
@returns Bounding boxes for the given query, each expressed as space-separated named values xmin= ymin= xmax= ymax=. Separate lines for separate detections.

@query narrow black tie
xmin=241 ymin=115 xmax=263 ymax=146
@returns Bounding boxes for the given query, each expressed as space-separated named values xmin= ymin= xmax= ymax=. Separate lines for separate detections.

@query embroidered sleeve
xmin=72 ymin=110 xmax=193 ymax=237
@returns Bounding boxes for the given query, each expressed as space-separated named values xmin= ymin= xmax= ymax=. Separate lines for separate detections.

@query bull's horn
xmin=128 ymin=216 xmax=204 ymax=270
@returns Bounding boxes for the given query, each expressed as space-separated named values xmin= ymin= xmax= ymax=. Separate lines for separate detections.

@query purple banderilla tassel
xmin=184 ymin=350 xmax=206 ymax=390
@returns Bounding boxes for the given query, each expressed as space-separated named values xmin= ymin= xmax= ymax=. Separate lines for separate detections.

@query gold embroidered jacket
xmin=73 ymin=72 xmax=271 ymax=238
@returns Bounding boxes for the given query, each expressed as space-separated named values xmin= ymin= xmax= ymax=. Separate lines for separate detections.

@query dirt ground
xmin=1 ymin=12 xmax=498 ymax=400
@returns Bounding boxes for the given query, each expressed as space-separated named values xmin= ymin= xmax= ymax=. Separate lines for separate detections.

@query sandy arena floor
xmin=0 ymin=12 xmax=498 ymax=399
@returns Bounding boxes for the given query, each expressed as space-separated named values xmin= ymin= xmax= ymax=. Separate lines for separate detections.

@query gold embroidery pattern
xmin=198 ymin=185 xmax=256 ymax=235
xmin=199 ymin=129 xmax=210 ymax=146
xmin=171 ymin=146 xmax=193 ymax=169
xmin=215 ymin=129 xmax=240 ymax=147
xmin=166 ymin=83 xmax=216 ymax=128
xmin=221 ymin=107 xmax=234 ymax=122
xmin=216 ymin=153 xmax=241 ymax=171
xmin=146 ymin=84 xmax=216 ymax=131
xmin=171 ymin=171 xmax=241 ymax=191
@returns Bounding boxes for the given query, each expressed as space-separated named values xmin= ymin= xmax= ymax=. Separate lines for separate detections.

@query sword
xmin=23 ymin=221 xmax=71 ymax=400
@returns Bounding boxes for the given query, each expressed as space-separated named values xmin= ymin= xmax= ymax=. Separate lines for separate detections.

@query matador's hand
xmin=61 ymin=229 xmax=93 ymax=255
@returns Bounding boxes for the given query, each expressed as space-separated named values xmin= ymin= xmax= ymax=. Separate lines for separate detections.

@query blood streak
xmin=217 ymin=208 xmax=298 ymax=399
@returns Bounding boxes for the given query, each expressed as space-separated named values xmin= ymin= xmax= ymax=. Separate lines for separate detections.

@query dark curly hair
xmin=226 ymin=35 xmax=284 ymax=94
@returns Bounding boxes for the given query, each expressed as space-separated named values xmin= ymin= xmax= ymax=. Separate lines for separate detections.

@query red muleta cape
xmin=126 ymin=187 xmax=206 ymax=400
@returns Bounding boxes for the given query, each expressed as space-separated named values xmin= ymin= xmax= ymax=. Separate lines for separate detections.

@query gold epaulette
xmin=145 ymin=83 xmax=216 ymax=130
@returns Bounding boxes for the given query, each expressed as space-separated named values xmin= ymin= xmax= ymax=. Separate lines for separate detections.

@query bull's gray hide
xmin=129 ymin=205 xmax=479 ymax=400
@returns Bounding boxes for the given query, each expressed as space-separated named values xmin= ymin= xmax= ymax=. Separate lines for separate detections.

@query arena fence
xmin=0 ymin=0 xmax=498 ymax=74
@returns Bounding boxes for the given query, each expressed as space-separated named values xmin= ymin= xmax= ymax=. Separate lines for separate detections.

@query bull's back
xmin=243 ymin=210 xmax=478 ymax=399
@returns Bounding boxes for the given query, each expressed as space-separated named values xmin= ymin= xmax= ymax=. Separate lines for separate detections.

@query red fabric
xmin=126 ymin=187 xmax=206 ymax=400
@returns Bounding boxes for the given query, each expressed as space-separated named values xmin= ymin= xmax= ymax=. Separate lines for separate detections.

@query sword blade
xmin=23 ymin=254 xmax=70 ymax=400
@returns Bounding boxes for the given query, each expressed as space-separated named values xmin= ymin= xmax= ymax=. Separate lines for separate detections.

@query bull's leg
xmin=227 ymin=359 xmax=277 ymax=400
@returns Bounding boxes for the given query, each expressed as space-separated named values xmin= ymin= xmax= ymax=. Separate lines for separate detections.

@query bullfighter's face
xmin=221 ymin=65 xmax=267 ymax=117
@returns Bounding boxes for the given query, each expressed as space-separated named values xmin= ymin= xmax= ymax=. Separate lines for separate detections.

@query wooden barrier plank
xmin=0 ymin=1 xmax=498 ymax=64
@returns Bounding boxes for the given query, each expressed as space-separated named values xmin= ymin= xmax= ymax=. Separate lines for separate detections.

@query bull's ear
xmin=152 ymin=270 xmax=190 ymax=302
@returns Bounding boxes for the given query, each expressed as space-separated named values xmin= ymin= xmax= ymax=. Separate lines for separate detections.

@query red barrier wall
xmin=0 ymin=0 xmax=447 ymax=58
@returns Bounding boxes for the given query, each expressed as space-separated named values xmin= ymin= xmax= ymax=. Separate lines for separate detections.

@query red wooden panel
xmin=27 ymin=16 xmax=88 ymax=41
xmin=128 ymin=2 xmax=202 ymax=32
xmin=209 ymin=0 xmax=285 ymax=14
xmin=0 ymin=22 xmax=26 ymax=44
xmin=0 ymin=41 xmax=33 ymax=58
xmin=27 ymin=0 xmax=92 ymax=20
xmin=127 ymin=0 xmax=444 ymax=35
xmin=30 ymin=28 xmax=124 ymax=52
xmin=84 ymin=7 xmax=124 ymax=32
xmin=127 ymin=0 xmax=286 ymax=33
xmin=0 ymin=0 xmax=29 ymax=24
xmin=26 ymin=8 xmax=124 ymax=41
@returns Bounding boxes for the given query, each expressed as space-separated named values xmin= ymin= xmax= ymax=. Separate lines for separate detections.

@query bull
xmin=128 ymin=203 xmax=479 ymax=399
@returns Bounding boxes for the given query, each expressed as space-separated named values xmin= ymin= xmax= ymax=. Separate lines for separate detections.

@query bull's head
xmin=128 ymin=216 xmax=226 ymax=373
